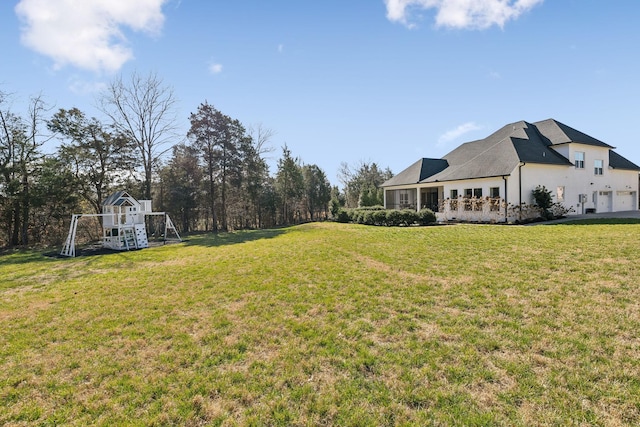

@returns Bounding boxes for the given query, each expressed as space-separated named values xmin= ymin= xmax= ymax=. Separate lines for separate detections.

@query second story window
xmin=594 ymin=159 xmax=603 ymax=175
xmin=575 ymin=151 xmax=585 ymax=169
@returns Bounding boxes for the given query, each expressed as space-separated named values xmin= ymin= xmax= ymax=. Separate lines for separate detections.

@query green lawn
xmin=1 ymin=221 xmax=639 ymax=426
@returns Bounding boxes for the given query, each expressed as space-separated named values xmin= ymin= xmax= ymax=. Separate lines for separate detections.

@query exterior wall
xmin=102 ymin=199 xmax=145 ymax=227
xmin=440 ymin=177 xmax=508 ymax=204
xmin=437 ymin=177 xmax=512 ymax=222
xmin=102 ymin=206 xmax=117 ymax=227
xmin=520 ymin=144 xmax=639 ymax=214
xmin=438 ymin=197 xmax=541 ymax=223
xmin=139 ymin=200 xmax=152 ymax=214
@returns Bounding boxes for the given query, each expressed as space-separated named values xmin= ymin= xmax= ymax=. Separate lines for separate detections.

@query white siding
xmin=519 ymin=144 xmax=638 ymax=215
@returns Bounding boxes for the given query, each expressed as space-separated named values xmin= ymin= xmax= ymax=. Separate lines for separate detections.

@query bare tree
xmin=99 ymin=71 xmax=179 ymax=199
xmin=247 ymin=123 xmax=276 ymax=157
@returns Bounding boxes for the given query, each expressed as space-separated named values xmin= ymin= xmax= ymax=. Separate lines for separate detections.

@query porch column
xmin=416 ymin=187 xmax=421 ymax=212
xmin=383 ymin=189 xmax=387 ymax=209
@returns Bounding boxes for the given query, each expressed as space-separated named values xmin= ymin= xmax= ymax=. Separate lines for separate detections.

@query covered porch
xmin=384 ymin=186 xmax=444 ymax=212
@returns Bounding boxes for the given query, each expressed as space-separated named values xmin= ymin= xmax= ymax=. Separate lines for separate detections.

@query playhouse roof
xmin=102 ymin=191 xmax=138 ymax=207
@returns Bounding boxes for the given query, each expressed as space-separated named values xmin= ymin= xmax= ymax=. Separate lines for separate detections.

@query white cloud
xmin=438 ymin=122 xmax=482 ymax=145
xmin=384 ymin=0 xmax=543 ymax=30
xmin=15 ymin=0 xmax=168 ymax=73
xmin=208 ymin=63 xmax=223 ymax=74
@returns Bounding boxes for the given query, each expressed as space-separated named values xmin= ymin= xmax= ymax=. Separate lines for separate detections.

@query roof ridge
xmin=453 ymin=124 xmax=521 ymax=168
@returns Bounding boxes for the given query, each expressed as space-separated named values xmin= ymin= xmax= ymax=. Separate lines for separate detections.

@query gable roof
xmin=383 ymin=119 xmax=635 ymax=187
xmin=102 ymin=191 xmax=138 ymax=207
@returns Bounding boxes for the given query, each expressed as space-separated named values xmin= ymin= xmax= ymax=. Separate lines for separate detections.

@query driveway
xmin=533 ymin=210 xmax=640 ymax=225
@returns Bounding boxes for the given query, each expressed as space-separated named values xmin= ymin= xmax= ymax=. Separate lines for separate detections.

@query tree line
xmin=0 ymin=72 xmax=393 ymax=248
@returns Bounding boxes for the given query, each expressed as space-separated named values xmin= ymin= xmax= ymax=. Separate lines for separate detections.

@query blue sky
xmin=2 ymin=0 xmax=640 ymax=185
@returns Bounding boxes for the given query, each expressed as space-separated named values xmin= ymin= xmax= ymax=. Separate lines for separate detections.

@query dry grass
xmin=1 ymin=221 xmax=640 ymax=425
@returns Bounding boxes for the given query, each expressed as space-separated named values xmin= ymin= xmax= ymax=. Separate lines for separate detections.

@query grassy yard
xmin=1 ymin=221 xmax=640 ymax=426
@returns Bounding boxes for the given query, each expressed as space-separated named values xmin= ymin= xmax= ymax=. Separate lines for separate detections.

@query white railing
xmin=436 ymin=197 xmax=542 ymax=223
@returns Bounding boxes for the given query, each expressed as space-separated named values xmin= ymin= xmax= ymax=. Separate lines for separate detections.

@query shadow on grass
xmin=182 ymin=228 xmax=288 ymax=248
xmin=551 ymin=218 xmax=640 ymax=226
xmin=38 ymin=240 xmax=182 ymax=260
xmin=0 ymin=249 xmax=55 ymax=265
xmin=5 ymin=227 xmax=290 ymax=263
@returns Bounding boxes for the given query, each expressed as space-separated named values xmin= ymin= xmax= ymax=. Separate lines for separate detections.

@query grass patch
xmin=1 ymin=222 xmax=640 ymax=425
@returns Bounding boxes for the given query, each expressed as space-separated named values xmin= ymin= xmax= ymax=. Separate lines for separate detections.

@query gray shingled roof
xmin=533 ymin=118 xmax=613 ymax=148
xmin=383 ymin=119 xmax=634 ymax=187
xmin=382 ymin=158 xmax=448 ymax=187
xmin=610 ymin=150 xmax=640 ymax=171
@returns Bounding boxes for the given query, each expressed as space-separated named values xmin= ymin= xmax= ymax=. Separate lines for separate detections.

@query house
xmin=60 ymin=190 xmax=181 ymax=257
xmin=381 ymin=119 xmax=640 ymax=222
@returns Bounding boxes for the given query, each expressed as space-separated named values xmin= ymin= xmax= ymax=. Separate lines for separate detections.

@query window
xmin=473 ymin=188 xmax=482 ymax=198
xmin=489 ymin=187 xmax=500 ymax=198
xmin=575 ymin=151 xmax=585 ymax=169
xmin=464 ymin=188 xmax=473 ymax=197
xmin=594 ymin=159 xmax=603 ymax=175
xmin=399 ymin=191 xmax=409 ymax=206
xmin=450 ymin=189 xmax=458 ymax=199
xmin=557 ymin=186 xmax=565 ymax=202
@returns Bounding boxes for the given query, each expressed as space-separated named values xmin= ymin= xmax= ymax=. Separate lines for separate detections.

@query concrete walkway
xmin=532 ymin=210 xmax=640 ymax=225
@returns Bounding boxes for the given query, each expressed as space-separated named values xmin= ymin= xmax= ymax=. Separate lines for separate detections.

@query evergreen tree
xmin=158 ymin=143 xmax=203 ymax=233
xmin=302 ymin=164 xmax=331 ymax=220
xmin=338 ymin=161 xmax=393 ymax=208
xmin=188 ymin=102 xmax=247 ymax=232
xmin=275 ymin=145 xmax=304 ymax=224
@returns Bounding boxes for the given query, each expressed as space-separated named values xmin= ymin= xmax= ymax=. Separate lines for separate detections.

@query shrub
xmin=330 ymin=198 xmax=341 ymax=218
xmin=358 ymin=205 xmax=385 ymax=211
xmin=385 ymin=210 xmax=403 ymax=226
xmin=400 ymin=209 xmax=418 ymax=226
xmin=335 ymin=207 xmax=436 ymax=227
xmin=361 ymin=210 xmax=375 ymax=225
xmin=532 ymin=185 xmax=553 ymax=219
xmin=371 ymin=210 xmax=388 ymax=226
xmin=336 ymin=209 xmax=350 ymax=223
xmin=418 ymin=208 xmax=436 ymax=225
xmin=550 ymin=203 xmax=575 ymax=218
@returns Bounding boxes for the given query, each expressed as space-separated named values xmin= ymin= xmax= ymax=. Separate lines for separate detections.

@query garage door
xmin=616 ymin=191 xmax=635 ymax=211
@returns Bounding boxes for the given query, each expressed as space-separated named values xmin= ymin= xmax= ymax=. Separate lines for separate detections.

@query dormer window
xmin=575 ymin=151 xmax=585 ymax=169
